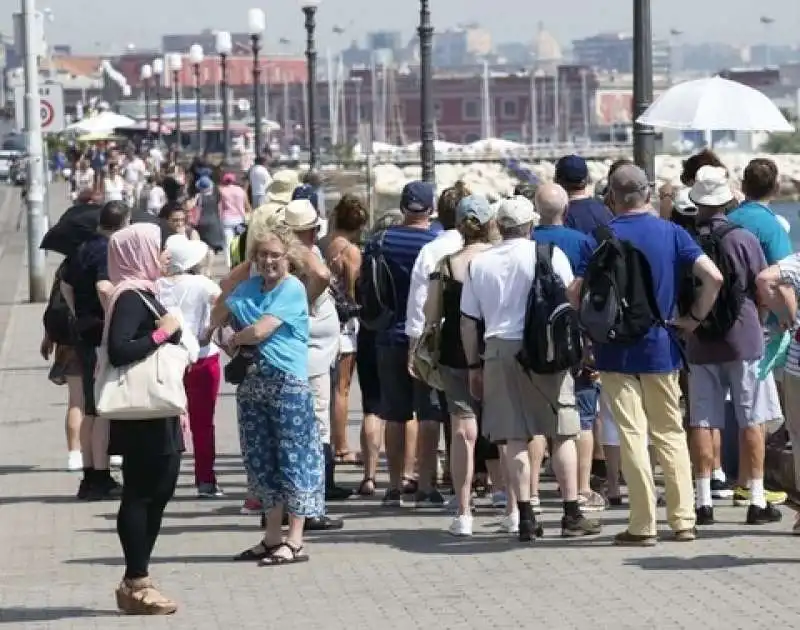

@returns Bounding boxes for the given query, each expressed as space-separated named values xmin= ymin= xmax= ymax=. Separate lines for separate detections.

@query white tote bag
xmin=95 ymin=291 xmax=190 ymax=421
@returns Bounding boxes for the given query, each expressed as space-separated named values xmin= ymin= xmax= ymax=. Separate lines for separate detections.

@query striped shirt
xmin=778 ymin=253 xmax=800 ymax=377
xmin=366 ymin=225 xmax=438 ymax=346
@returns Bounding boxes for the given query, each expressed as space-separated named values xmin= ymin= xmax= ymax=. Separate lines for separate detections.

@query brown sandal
xmin=357 ymin=477 xmax=376 ymax=496
xmin=115 ymin=577 xmax=177 ymax=615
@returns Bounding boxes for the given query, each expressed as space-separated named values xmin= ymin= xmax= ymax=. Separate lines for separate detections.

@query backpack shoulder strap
xmin=593 ymin=225 xmax=614 ymax=244
xmin=132 ymin=289 xmax=164 ymax=321
xmin=535 ymin=241 xmax=554 ymax=275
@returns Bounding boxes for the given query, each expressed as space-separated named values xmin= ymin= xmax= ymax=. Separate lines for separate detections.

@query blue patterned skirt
xmin=236 ymin=364 xmax=324 ymax=517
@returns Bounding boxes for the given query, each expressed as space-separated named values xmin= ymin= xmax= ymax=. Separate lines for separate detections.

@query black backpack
xmin=678 ymin=223 xmax=745 ymax=341
xmin=43 ymin=264 xmax=75 ymax=345
xmin=356 ymin=231 xmax=397 ymax=332
xmin=517 ymin=242 xmax=583 ymax=374
xmin=579 ymin=226 xmax=665 ymax=346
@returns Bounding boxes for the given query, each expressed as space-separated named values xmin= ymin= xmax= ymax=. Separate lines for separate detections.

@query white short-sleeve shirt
xmin=460 ymin=238 xmax=574 ymax=340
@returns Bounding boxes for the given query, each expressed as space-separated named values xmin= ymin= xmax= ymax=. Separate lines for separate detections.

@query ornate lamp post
xmin=633 ymin=0 xmax=655 ymax=187
xmin=215 ymin=30 xmax=233 ymax=165
xmin=189 ymin=44 xmax=205 ymax=155
xmin=140 ymin=64 xmax=153 ymax=146
xmin=169 ymin=53 xmax=183 ymax=156
xmin=301 ymin=0 xmax=320 ymax=172
xmin=418 ymin=0 xmax=435 ymax=183
xmin=248 ymin=8 xmax=266 ymax=159
xmin=152 ymin=57 xmax=164 ymax=147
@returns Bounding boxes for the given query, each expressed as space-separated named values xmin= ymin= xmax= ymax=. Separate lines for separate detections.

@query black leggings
xmin=117 ymin=453 xmax=181 ymax=580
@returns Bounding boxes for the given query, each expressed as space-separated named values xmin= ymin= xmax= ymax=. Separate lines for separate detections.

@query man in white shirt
xmin=249 ymin=156 xmax=272 ymax=208
xmin=460 ymin=195 xmax=601 ymax=542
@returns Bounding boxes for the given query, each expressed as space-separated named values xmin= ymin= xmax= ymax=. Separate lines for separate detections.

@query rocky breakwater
xmin=368 ymin=153 xmax=800 ymax=216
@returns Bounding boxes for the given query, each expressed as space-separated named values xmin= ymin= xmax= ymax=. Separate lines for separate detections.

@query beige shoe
xmin=115 ymin=577 xmax=178 ymax=615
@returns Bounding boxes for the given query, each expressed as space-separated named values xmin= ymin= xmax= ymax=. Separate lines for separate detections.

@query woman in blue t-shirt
xmin=212 ymin=224 xmax=324 ymax=566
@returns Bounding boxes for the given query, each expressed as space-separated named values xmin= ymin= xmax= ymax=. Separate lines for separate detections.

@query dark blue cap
xmin=555 ymin=154 xmax=589 ymax=184
xmin=400 ymin=180 xmax=435 ymax=213
xmin=292 ymin=184 xmax=319 ymax=211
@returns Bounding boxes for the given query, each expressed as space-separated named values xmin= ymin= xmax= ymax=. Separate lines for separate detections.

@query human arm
xmin=303 ymin=246 xmax=331 ymax=304
xmin=107 ymin=291 xmax=181 ymax=367
xmin=405 ymin=249 xmax=430 ymax=341
xmin=220 ymin=262 xmax=251 ymax=297
xmin=758 ymin=257 xmax=800 ymax=328
xmin=60 ymin=280 xmax=77 ymax=315
xmin=672 ymin=255 xmax=724 ymax=333
xmin=230 ymin=276 xmax=306 ymax=347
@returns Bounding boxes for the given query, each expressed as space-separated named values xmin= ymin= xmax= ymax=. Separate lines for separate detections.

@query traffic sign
xmin=14 ymin=82 xmax=65 ymax=134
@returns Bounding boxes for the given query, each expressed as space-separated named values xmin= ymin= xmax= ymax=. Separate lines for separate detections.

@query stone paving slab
xmin=1 ymin=186 xmax=800 ymax=629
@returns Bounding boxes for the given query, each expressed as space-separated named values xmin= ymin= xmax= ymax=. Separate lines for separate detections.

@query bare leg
xmin=65 ymin=375 xmax=83 ymax=453
xmin=578 ymin=429 xmax=594 ymax=495
xmin=403 ymin=418 xmax=418 ymax=483
xmin=551 ymin=437 xmax=579 ymax=502
xmin=690 ymin=428 xmax=714 ymax=509
xmin=80 ymin=416 xmax=94 ymax=467
xmin=451 ymin=413 xmax=478 ymax=515
xmin=384 ymin=422 xmax=405 ymax=492
xmin=506 ymin=440 xmax=531 ymax=503
xmin=416 ymin=420 xmax=440 ymax=494
xmin=91 ymin=416 xmax=110 ymax=470
xmin=332 ymin=354 xmax=356 ymax=459
xmin=360 ymin=413 xmax=383 ymax=489
xmin=528 ymin=435 xmax=547 ymax=499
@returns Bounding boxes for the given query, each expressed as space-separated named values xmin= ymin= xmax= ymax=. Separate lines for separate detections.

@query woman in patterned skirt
xmin=212 ymin=223 xmax=324 ymax=566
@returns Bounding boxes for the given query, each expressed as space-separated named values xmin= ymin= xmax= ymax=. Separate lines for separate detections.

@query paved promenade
xmin=1 ymin=185 xmax=800 ymax=629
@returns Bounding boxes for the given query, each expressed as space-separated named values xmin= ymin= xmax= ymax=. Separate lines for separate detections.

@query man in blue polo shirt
xmin=556 ymin=154 xmax=614 ymax=235
xmin=569 ymin=164 xmax=724 ymax=547
xmin=366 ymin=181 xmax=444 ymax=508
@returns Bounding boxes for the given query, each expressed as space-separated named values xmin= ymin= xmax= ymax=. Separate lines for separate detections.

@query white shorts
xmin=688 ymin=360 xmax=763 ymax=430
xmin=753 ymin=371 xmax=783 ymax=424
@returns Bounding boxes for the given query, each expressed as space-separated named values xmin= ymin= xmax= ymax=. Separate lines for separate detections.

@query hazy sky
xmin=1 ymin=0 xmax=798 ymax=54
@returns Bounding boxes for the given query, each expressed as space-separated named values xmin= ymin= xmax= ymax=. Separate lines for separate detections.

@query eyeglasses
xmin=255 ymin=250 xmax=286 ymax=262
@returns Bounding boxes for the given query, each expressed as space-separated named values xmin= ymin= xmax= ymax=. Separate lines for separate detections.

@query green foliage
xmin=762 ymin=132 xmax=800 ymax=154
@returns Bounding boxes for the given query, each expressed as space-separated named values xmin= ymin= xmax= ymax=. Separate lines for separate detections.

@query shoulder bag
xmin=95 ymin=290 xmax=190 ymax=420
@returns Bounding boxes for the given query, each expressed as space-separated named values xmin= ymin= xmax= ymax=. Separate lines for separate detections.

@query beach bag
xmin=517 ymin=243 xmax=583 ymax=374
xmin=95 ymin=290 xmax=190 ymax=420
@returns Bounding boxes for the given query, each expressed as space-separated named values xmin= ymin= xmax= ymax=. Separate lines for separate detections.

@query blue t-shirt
xmin=226 ymin=274 xmax=310 ymax=380
xmin=564 ymin=197 xmax=614 ymax=235
xmin=430 ymin=221 xmax=445 ymax=235
xmin=366 ymin=225 xmax=438 ymax=346
xmin=533 ymin=225 xmax=591 ymax=272
xmin=727 ymin=201 xmax=792 ymax=265
xmin=576 ymin=213 xmax=702 ymax=374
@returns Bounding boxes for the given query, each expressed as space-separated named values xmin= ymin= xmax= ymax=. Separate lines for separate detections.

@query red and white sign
xmin=14 ymin=82 xmax=65 ymax=134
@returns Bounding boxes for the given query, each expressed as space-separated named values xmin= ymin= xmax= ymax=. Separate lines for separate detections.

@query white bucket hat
xmin=164 ymin=234 xmax=209 ymax=274
xmin=689 ymin=166 xmax=734 ymax=207
xmin=283 ymin=199 xmax=320 ymax=232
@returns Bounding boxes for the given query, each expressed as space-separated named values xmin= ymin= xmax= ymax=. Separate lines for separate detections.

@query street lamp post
xmin=248 ymin=9 xmax=266 ymax=159
xmin=169 ymin=53 xmax=183 ymax=157
xmin=152 ymin=57 xmax=164 ymax=147
xmin=301 ymin=0 xmax=320 ymax=172
xmin=632 ymin=0 xmax=655 ymax=187
xmin=418 ymin=0 xmax=435 ymax=184
xmin=215 ymin=31 xmax=233 ymax=165
xmin=189 ymin=44 xmax=204 ymax=155
xmin=353 ymin=76 xmax=363 ymax=145
xmin=140 ymin=64 xmax=153 ymax=146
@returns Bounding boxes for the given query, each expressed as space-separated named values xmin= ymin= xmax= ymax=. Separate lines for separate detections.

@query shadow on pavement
xmin=0 ymin=606 xmax=119 ymax=623
xmin=624 ymin=554 xmax=800 ymax=571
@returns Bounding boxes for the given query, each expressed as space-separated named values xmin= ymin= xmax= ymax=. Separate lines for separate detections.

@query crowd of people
xmin=39 ymin=146 xmax=800 ymax=615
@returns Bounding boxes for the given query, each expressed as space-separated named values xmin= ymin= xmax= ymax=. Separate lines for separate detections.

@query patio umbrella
xmin=636 ymin=76 xmax=794 ymax=132
xmin=66 ymin=111 xmax=136 ymax=135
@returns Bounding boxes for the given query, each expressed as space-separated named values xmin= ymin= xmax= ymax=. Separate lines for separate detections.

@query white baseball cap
xmin=496 ymin=195 xmax=536 ymax=228
xmin=164 ymin=234 xmax=209 ymax=274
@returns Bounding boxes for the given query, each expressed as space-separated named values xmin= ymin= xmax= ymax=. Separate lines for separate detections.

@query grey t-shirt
xmin=686 ymin=215 xmax=767 ymax=365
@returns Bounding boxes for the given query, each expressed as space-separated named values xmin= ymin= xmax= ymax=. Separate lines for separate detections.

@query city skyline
xmin=1 ymin=0 xmax=798 ymax=55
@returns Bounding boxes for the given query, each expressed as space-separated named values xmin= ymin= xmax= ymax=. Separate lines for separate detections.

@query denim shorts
xmin=576 ymin=383 xmax=600 ymax=431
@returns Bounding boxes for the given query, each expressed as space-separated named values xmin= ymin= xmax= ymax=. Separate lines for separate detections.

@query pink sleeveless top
xmin=218 ymin=185 xmax=247 ymax=225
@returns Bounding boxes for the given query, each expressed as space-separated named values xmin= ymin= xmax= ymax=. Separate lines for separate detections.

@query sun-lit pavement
xmin=1 ymin=184 xmax=800 ymax=630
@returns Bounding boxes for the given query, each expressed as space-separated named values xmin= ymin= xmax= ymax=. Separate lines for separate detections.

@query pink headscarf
xmin=102 ymin=223 xmax=163 ymax=342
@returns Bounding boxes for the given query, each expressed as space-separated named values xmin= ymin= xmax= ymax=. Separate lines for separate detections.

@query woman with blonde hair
xmin=213 ymin=223 xmax=324 ymax=565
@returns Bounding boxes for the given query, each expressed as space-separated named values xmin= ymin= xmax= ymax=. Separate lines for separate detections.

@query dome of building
xmin=533 ymin=26 xmax=562 ymax=62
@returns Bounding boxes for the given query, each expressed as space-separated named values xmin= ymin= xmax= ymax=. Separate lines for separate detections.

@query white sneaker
xmin=67 ymin=450 xmax=83 ymax=472
xmin=448 ymin=514 xmax=473 ymax=537
xmin=109 ymin=455 xmax=123 ymax=468
xmin=491 ymin=490 xmax=507 ymax=509
xmin=530 ymin=495 xmax=542 ymax=515
xmin=499 ymin=511 xmax=520 ymax=534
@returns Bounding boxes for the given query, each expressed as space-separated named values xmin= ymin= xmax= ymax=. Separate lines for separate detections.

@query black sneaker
xmin=86 ymin=475 xmax=122 ymax=501
xmin=304 ymin=515 xmax=344 ymax=531
xmin=326 ymin=485 xmax=354 ymax=501
xmin=415 ymin=489 xmax=446 ymax=507
xmin=695 ymin=505 xmax=715 ymax=526
xmin=382 ymin=489 xmax=404 ymax=507
xmin=561 ymin=513 xmax=602 ymax=537
xmin=608 ymin=496 xmax=623 ymax=507
xmin=519 ymin=519 xmax=544 ymax=542
xmin=746 ymin=503 xmax=783 ymax=525
xmin=76 ymin=477 xmax=91 ymax=500
xmin=710 ymin=478 xmax=734 ymax=499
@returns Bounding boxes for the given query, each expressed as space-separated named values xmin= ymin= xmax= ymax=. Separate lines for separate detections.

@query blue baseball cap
xmin=292 ymin=184 xmax=319 ymax=211
xmin=400 ymin=181 xmax=435 ymax=213
xmin=456 ymin=194 xmax=493 ymax=226
xmin=555 ymin=154 xmax=589 ymax=184
xmin=196 ymin=176 xmax=213 ymax=191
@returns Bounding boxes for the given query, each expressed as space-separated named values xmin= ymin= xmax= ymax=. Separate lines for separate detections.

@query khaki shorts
xmin=482 ymin=338 xmax=580 ymax=442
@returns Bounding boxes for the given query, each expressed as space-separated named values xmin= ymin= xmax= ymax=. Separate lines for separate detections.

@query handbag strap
xmin=132 ymin=289 xmax=163 ymax=322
